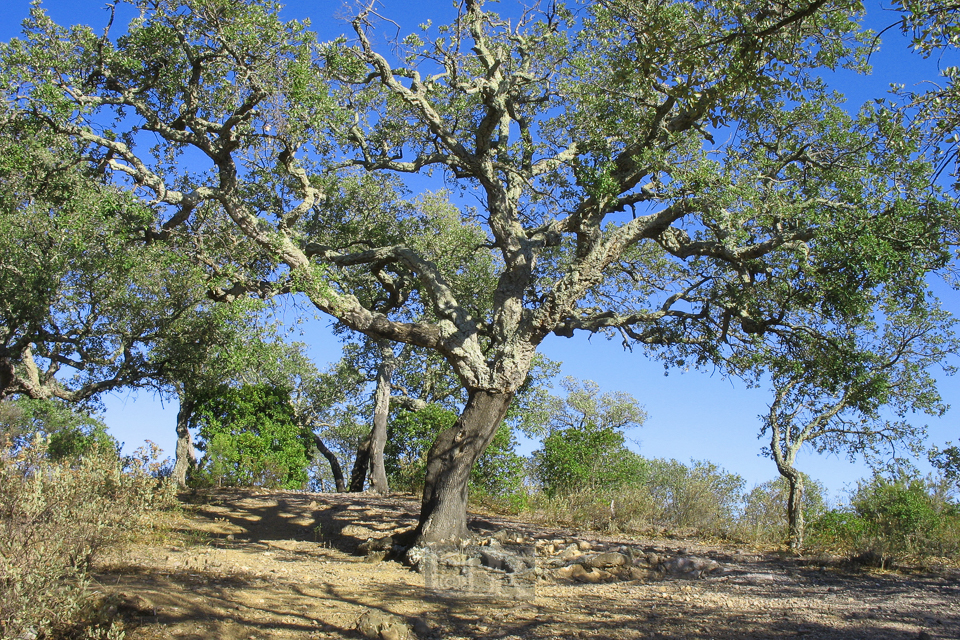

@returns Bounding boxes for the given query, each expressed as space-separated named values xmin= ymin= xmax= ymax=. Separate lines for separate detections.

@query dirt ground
xmin=93 ymin=488 xmax=960 ymax=640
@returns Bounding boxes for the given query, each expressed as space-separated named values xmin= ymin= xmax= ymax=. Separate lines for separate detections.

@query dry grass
xmin=0 ymin=437 xmax=178 ymax=639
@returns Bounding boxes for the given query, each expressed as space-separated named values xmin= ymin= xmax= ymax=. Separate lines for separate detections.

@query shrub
xmin=189 ymin=384 xmax=311 ymax=489
xmin=529 ymin=457 xmax=745 ymax=537
xmin=0 ymin=435 xmax=176 ymax=639
xmin=643 ymin=458 xmax=745 ymax=536
xmin=806 ymin=474 xmax=960 ymax=565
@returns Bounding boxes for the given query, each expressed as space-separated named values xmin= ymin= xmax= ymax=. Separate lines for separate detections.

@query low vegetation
xmin=0 ymin=430 xmax=178 ymax=639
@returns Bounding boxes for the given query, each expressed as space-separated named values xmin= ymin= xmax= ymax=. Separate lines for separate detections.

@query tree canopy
xmin=3 ymin=0 xmax=956 ymax=543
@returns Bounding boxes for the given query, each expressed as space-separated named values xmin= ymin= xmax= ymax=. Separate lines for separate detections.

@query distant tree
xmin=533 ymin=378 xmax=647 ymax=496
xmin=385 ymin=404 xmax=525 ymax=498
xmin=0 ymin=397 xmax=117 ymax=460
xmin=150 ymin=302 xmax=321 ymax=487
xmin=759 ymin=300 xmax=958 ymax=549
xmin=189 ymin=384 xmax=311 ymax=489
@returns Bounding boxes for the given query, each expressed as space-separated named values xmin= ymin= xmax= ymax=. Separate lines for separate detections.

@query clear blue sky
xmin=2 ymin=0 xmax=957 ymax=501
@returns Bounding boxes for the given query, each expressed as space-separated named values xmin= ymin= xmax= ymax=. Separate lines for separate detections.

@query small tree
xmin=759 ymin=300 xmax=958 ymax=549
xmin=190 ymin=384 xmax=310 ymax=489
xmin=533 ymin=377 xmax=647 ymax=496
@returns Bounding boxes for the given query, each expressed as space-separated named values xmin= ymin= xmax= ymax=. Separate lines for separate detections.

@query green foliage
xmin=533 ymin=377 xmax=647 ymax=496
xmin=535 ymin=423 xmax=646 ymax=497
xmin=385 ymin=404 xmax=525 ymax=497
xmin=0 ymin=436 xmax=177 ymax=639
xmin=643 ymin=458 xmax=746 ymax=535
xmin=530 ymin=456 xmax=746 ymax=537
xmin=0 ymin=397 xmax=118 ymax=460
xmin=807 ymin=474 xmax=960 ymax=563
xmin=931 ymin=443 xmax=960 ymax=485
xmin=190 ymin=384 xmax=310 ymax=489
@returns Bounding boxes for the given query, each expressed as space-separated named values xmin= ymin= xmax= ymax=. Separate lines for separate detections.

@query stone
xmin=356 ymin=609 xmax=413 ymax=640
xmin=660 ymin=556 xmax=721 ymax=579
xmin=587 ymin=552 xmax=629 ymax=569
xmin=358 ymin=535 xmax=395 ymax=556
xmin=629 ymin=566 xmax=659 ymax=581
xmin=412 ymin=618 xmax=432 ymax=636
xmin=559 ymin=543 xmax=582 ymax=560
xmin=556 ymin=563 xmax=610 ymax=583
xmin=577 ymin=540 xmax=593 ymax=551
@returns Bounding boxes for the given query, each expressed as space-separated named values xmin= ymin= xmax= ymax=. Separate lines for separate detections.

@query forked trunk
xmin=348 ymin=341 xmax=395 ymax=493
xmin=172 ymin=396 xmax=197 ymax=488
xmin=413 ymin=389 xmax=514 ymax=544
xmin=348 ymin=442 xmax=370 ymax=492
xmin=313 ymin=434 xmax=346 ymax=492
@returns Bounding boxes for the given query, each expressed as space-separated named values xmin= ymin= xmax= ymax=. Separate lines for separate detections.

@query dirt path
xmin=94 ymin=489 xmax=960 ymax=640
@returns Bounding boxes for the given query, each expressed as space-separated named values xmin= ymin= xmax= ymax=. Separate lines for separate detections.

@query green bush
xmin=806 ymin=475 xmax=960 ymax=565
xmin=533 ymin=423 xmax=647 ymax=497
xmin=530 ymin=456 xmax=745 ymax=537
xmin=643 ymin=458 xmax=745 ymax=536
xmin=189 ymin=384 xmax=311 ymax=489
xmin=0 ymin=436 xmax=176 ymax=639
xmin=0 ymin=398 xmax=118 ymax=460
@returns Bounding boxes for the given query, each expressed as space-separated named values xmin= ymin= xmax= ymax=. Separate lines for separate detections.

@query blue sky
xmin=2 ymin=0 xmax=957 ymax=501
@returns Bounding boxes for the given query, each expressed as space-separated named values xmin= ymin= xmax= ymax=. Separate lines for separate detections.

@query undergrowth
xmin=0 ymin=436 xmax=178 ymax=639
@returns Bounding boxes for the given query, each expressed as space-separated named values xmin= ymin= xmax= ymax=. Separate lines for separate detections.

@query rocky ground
xmin=92 ymin=488 xmax=960 ymax=640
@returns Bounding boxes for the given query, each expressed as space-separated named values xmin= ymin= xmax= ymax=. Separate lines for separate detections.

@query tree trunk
xmin=348 ymin=440 xmax=370 ymax=492
xmin=366 ymin=341 xmax=395 ymax=494
xmin=413 ymin=389 xmax=514 ymax=544
xmin=0 ymin=357 xmax=14 ymax=401
xmin=171 ymin=396 xmax=197 ymax=488
xmin=312 ymin=433 xmax=346 ymax=492
xmin=348 ymin=341 xmax=396 ymax=494
xmin=783 ymin=469 xmax=805 ymax=551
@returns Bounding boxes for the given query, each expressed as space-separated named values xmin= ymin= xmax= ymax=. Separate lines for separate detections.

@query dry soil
xmin=92 ymin=488 xmax=960 ymax=640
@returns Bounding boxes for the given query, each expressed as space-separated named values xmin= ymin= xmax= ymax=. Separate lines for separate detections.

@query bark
xmin=171 ymin=396 xmax=197 ymax=488
xmin=312 ymin=433 xmax=346 ymax=492
xmin=348 ymin=440 xmax=370 ymax=492
xmin=413 ymin=389 xmax=514 ymax=543
xmin=366 ymin=341 xmax=395 ymax=494
xmin=348 ymin=341 xmax=396 ymax=494
xmin=0 ymin=357 xmax=13 ymax=401
xmin=784 ymin=469 xmax=806 ymax=551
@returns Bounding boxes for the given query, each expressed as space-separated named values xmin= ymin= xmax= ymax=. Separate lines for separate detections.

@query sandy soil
xmin=92 ymin=488 xmax=960 ymax=640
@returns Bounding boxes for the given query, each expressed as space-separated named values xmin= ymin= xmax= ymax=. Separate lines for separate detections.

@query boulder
xmin=660 ymin=556 xmax=721 ymax=579
xmin=559 ymin=543 xmax=583 ymax=560
xmin=586 ymin=552 xmax=629 ymax=569
xmin=556 ymin=563 xmax=611 ymax=583
xmin=356 ymin=609 xmax=413 ymax=640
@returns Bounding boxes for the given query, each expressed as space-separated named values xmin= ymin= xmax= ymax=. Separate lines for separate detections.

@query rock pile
xmin=353 ymin=528 xmax=730 ymax=589
xmin=536 ymin=537 xmax=728 ymax=584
